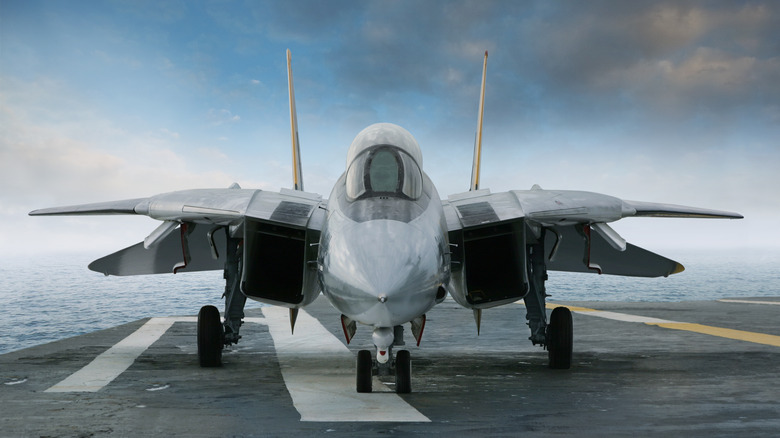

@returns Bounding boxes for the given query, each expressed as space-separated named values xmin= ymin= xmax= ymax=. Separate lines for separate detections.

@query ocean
xmin=1 ymin=249 xmax=778 ymax=355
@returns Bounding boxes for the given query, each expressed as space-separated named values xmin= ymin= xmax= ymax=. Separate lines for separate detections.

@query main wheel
xmin=395 ymin=350 xmax=411 ymax=394
xmin=198 ymin=305 xmax=224 ymax=367
xmin=547 ymin=306 xmax=573 ymax=369
xmin=356 ymin=349 xmax=373 ymax=393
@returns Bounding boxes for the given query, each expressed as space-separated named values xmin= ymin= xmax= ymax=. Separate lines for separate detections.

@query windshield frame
xmin=345 ymin=145 xmax=423 ymax=201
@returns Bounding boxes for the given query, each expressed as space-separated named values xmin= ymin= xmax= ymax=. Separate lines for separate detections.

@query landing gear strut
xmin=197 ymin=230 xmax=246 ymax=368
xmin=525 ymin=229 xmax=573 ymax=369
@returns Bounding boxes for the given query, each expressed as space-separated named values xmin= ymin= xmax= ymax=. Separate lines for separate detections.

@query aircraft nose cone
xmin=321 ymin=219 xmax=443 ymax=326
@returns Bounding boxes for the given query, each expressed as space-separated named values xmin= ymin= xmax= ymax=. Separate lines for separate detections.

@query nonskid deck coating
xmin=1 ymin=297 xmax=779 ymax=437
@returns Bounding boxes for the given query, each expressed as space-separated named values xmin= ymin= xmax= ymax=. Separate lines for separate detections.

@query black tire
xmin=356 ymin=350 xmax=373 ymax=393
xmin=198 ymin=305 xmax=223 ymax=367
xmin=547 ymin=306 xmax=573 ymax=369
xmin=395 ymin=350 xmax=412 ymax=394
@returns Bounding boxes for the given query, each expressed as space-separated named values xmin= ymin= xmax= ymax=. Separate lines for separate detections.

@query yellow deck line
xmin=649 ymin=323 xmax=780 ymax=348
xmin=545 ymin=303 xmax=780 ymax=347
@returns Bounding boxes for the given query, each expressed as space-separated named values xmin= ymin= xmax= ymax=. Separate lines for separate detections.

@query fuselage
xmin=318 ymin=123 xmax=450 ymax=328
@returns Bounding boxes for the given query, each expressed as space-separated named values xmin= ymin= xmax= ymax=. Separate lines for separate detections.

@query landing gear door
xmin=460 ymin=218 xmax=528 ymax=308
xmin=445 ymin=191 xmax=529 ymax=309
xmin=241 ymin=189 xmax=324 ymax=307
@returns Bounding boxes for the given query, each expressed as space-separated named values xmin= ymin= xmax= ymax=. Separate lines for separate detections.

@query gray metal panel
xmin=456 ymin=202 xmax=499 ymax=227
xmin=545 ymin=225 xmax=682 ymax=278
xmin=441 ymin=202 xmax=462 ymax=232
xmin=146 ymin=189 xmax=258 ymax=224
xmin=622 ymin=200 xmax=743 ymax=219
xmin=245 ymin=189 xmax=322 ymax=229
xmin=29 ymin=198 xmax=147 ymax=216
xmin=446 ymin=190 xmax=525 ymax=230
xmin=88 ymin=224 xmax=226 ymax=276
xmin=512 ymin=189 xmax=624 ymax=225
xmin=269 ymin=201 xmax=315 ymax=227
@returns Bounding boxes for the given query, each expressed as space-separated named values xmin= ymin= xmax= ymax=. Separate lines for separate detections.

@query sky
xmin=1 ymin=0 xmax=779 ymax=259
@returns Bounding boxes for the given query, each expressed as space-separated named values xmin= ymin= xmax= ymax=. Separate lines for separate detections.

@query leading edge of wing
xmin=29 ymin=198 xmax=148 ymax=216
xmin=621 ymin=200 xmax=743 ymax=219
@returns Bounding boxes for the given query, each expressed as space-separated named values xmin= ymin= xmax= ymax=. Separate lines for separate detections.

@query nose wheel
xmin=355 ymin=349 xmax=412 ymax=393
xmin=394 ymin=350 xmax=411 ymax=393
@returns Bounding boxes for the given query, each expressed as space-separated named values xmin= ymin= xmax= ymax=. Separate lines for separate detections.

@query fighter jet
xmin=30 ymin=51 xmax=742 ymax=393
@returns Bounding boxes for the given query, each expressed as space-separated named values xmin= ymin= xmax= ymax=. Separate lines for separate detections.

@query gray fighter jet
xmin=30 ymin=51 xmax=742 ymax=393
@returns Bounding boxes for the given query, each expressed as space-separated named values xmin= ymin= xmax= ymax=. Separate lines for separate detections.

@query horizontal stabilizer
xmin=88 ymin=223 xmax=225 ymax=276
xmin=29 ymin=198 xmax=147 ymax=216
xmin=545 ymin=225 xmax=683 ymax=278
xmin=622 ymin=200 xmax=743 ymax=219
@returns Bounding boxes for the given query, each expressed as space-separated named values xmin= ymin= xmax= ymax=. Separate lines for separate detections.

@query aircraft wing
xmin=29 ymin=198 xmax=150 ymax=216
xmin=620 ymin=200 xmax=744 ymax=219
xmin=30 ymin=186 xmax=325 ymax=276
xmin=444 ymin=186 xmax=741 ymax=278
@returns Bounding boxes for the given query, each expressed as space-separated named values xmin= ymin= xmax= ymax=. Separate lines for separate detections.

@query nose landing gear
xmin=355 ymin=348 xmax=412 ymax=394
xmin=356 ymin=325 xmax=413 ymax=393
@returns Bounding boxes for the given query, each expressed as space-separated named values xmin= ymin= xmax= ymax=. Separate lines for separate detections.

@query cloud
xmin=208 ymin=108 xmax=241 ymax=125
xmin=159 ymin=128 xmax=180 ymax=139
xmin=3 ymin=0 xmax=778 ymax=253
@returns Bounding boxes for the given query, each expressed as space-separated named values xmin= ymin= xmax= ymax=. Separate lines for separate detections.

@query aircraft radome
xmin=30 ymin=50 xmax=742 ymax=394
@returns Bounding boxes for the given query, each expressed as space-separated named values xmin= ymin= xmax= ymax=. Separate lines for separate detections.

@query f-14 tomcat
xmin=30 ymin=51 xmax=742 ymax=393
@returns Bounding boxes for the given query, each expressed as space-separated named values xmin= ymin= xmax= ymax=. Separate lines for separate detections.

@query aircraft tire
xmin=198 ymin=305 xmax=223 ymax=367
xmin=395 ymin=350 xmax=412 ymax=394
xmin=356 ymin=349 xmax=373 ymax=393
xmin=547 ymin=306 xmax=572 ymax=369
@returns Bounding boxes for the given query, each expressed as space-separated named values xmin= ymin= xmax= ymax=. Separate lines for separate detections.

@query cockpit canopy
xmin=345 ymin=123 xmax=424 ymax=201
xmin=346 ymin=146 xmax=423 ymax=200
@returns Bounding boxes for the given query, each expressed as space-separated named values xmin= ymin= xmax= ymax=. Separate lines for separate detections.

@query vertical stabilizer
xmin=470 ymin=50 xmax=488 ymax=191
xmin=287 ymin=49 xmax=304 ymax=191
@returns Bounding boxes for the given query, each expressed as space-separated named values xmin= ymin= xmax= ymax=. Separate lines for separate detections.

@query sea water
xmin=1 ymin=250 xmax=778 ymax=355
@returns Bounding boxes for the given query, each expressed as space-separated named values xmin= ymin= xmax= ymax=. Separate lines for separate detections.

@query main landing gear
xmin=197 ymin=232 xmax=245 ymax=368
xmin=197 ymin=305 xmax=224 ymax=367
xmin=546 ymin=306 xmax=572 ymax=369
xmin=524 ymin=232 xmax=574 ymax=369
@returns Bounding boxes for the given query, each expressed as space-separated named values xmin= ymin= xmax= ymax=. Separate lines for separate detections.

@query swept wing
xmin=30 ymin=187 xmax=325 ymax=276
xmin=444 ymin=186 xmax=741 ymax=279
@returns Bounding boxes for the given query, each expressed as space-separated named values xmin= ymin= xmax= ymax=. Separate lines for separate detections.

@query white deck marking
xmin=45 ymin=312 xmax=429 ymax=422
xmin=262 ymin=307 xmax=430 ymax=422
xmin=574 ymin=310 xmax=680 ymax=325
xmin=45 ymin=316 xmax=265 ymax=392
xmin=718 ymin=299 xmax=780 ymax=306
xmin=46 ymin=317 xmax=179 ymax=392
